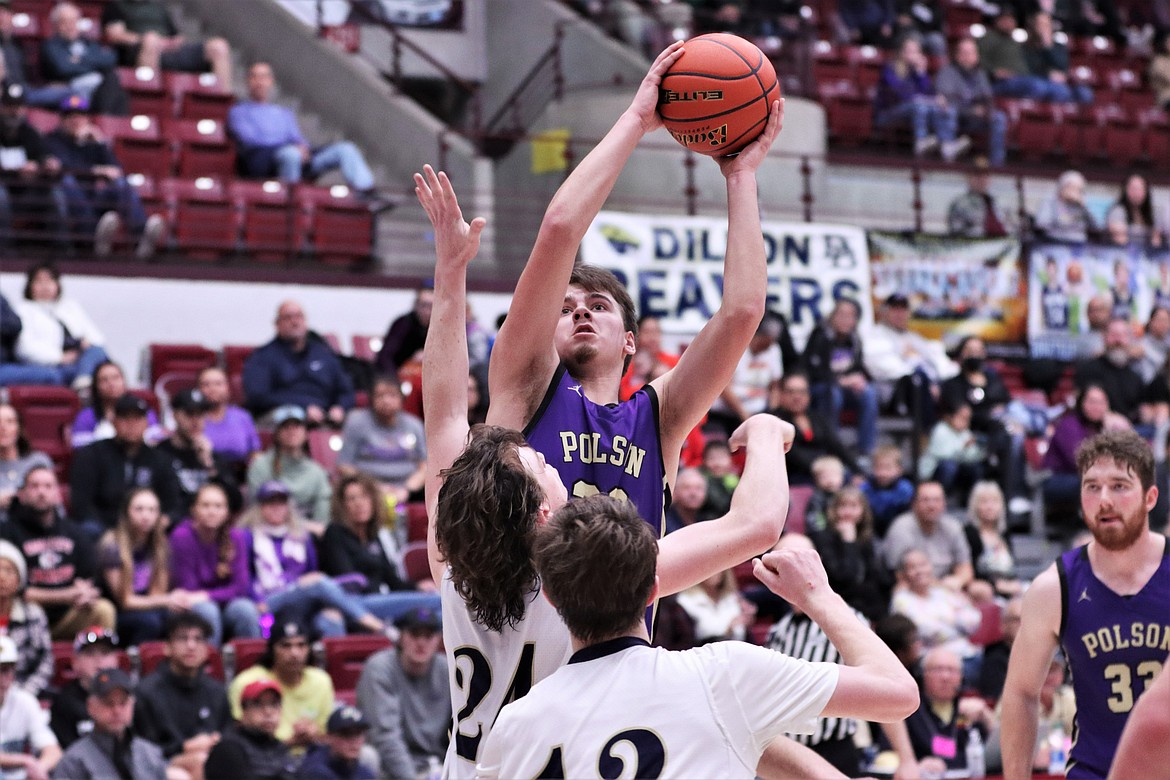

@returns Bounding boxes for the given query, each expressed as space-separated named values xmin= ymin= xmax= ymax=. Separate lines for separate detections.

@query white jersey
xmin=441 ymin=569 xmax=572 ymax=779
xmin=477 ymin=636 xmax=840 ymax=779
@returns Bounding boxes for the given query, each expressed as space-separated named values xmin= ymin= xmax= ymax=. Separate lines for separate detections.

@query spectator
xmin=336 ymin=375 xmax=426 ymax=503
xmin=40 ymin=2 xmax=128 ymax=115
xmin=801 ymin=298 xmax=878 ymax=459
xmin=1016 ymin=656 xmax=1076 ymax=773
xmin=11 ymin=262 xmax=108 ymax=390
xmin=319 ymin=473 xmax=442 ymax=618
xmin=936 ymin=39 xmax=1008 ymax=167
xmin=101 ymin=0 xmax=231 ymax=89
xmin=297 ymin=706 xmax=375 ymax=780
xmin=979 ymin=10 xmax=1078 ymax=102
xmin=863 ymin=293 xmax=957 ymax=418
xmin=860 ymin=443 xmax=914 ymax=536
xmin=708 ymin=316 xmax=784 ymax=435
xmin=809 ymin=486 xmax=891 ymax=622
xmin=1106 ymin=173 xmax=1166 ymax=248
xmin=69 ymin=393 xmax=182 ymax=536
xmin=242 ymin=300 xmax=355 ymax=424
xmin=97 ymin=488 xmax=182 ymax=646
xmin=1141 ymin=339 xmax=1170 ymax=425
xmin=238 ymin=480 xmax=389 ymax=638
xmin=1041 ymin=384 xmax=1118 ymax=506
xmin=0 ymin=83 xmax=69 ymax=250
xmin=133 ymin=612 xmax=230 ymax=780
xmin=157 ymin=388 xmax=242 ymax=518
xmin=663 ymin=467 xmax=715 ymax=534
xmin=51 ymin=668 xmax=168 ymax=780
xmin=977 ymin=595 xmax=1023 ymax=703
xmin=894 ymin=0 xmax=945 ymax=55
xmin=891 ymin=551 xmax=983 ymax=678
xmin=1 ymin=466 xmax=115 ymax=640
xmin=228 ymin=617 xmax=335 ymax=750
xmin=1074 ymin=317 xmax=1144 ymax=422
xmin=873 ymin=37 xmax=969 ymax=161
xmin=48 ymin=628 xmax=120 ymax=750
xmin=1138 ymin=306 xmax=1170 ymax=384
xmin=228 ymin=62 xmax=377 ymax=197
xmin=0 ymin=635 xmax=61 ymax=779
xmin=875 ymin=612 xmax=924 ymax=682
xmin=620 ymin=314 xmax=678 ymax=401
xmin=839 ymin=0 xmax=897 ymax=47
xmin=374 ymin=285 xmax=431 ymax=377
xmin=1034 ymin=169 xmax=1096 ymax=243
xmin=0 ymin=403 xmax=52 ymax=524
xmin=698 ymin=439 xmax=738 ymax=518
xmin=44 ymin=95 xmax=164 ymax=258
xmin=1152 ymin=31 xmax=1170 ymax=110
xmin=0 ymin=293 xmax=59 ymax=386
xmin=168 ymin=483 xmax=262 ymax=647
xmin=0 ymin=539 xmax=53 ymax=698
xmin=247 ymin=405 xmax=332 ymax=527
xmin=946 ymin=157 xmax=1009 ymax=237
xmin=71 ymin=360 xmax=165 ymax=449
xmin=197 ymin=365 xmax=261 ymax=468
xmin=904 ymin=647 xmax=995 ymax=775
xmin=964 ymin=481 xmax=1021 ymax=600
xmin=204 ymin=679 xmax=296 ymax=780
xmin=355 ymin=608 xmax=449 ymax=780
xmin=767 ymin=371 xmax=861 ymax=485
xmin=804 ymin=455 xmax=846 ymax=534
xmin=0 ymin=2 xmax=75 ymax=109
xmin=882 ymin=481 xmax=975 ymax=593
xmin=1024 ymin=11 xmax=1092 ymax=104
xmin=674 ymin=568 xmax=752 ymax=645
xmin=918 ymin=400 xmax=985 ymax=505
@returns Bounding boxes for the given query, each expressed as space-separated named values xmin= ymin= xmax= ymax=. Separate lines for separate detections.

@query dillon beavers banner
xmin=580 ymin=211 xmax=870 ymax=348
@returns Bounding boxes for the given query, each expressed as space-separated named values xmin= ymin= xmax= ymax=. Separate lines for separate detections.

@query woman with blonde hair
xmin=675 ymin=567 xmax=753 ymax=645
xmin=964 ymin=480 xmax=1021 ymax=598
xmin=99 ymin=488 xmax=175 ymax=644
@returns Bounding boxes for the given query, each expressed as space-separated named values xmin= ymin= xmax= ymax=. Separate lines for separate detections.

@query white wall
xmin=0 ymin=273 xmax=513 ymax=386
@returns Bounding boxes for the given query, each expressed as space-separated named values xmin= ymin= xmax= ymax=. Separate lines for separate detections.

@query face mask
xmin=961 ymin=356 xmax=983 ymax=373
xmin=1106 ymin=347 xmax=1129 ymax=367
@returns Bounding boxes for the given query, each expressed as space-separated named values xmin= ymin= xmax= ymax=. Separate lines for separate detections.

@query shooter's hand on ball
xmin=625 ymin=41 xmax=685 ymax=135
xmin=415 ymin=164 xmax=485 ymax=271
xmin=729 ymin=413 xmax=795 ymax=454
xmin=717 ymin=98 xmax=783 ymax=178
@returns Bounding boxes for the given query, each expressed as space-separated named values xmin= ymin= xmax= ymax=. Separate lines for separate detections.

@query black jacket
xmin=205 ymin=723 xmax=297 ymax=780
xmin=49 ymin=678 xmax=92 ymax=750
xmin=0 ymin=500 xmax=97 ymax=625
xmin=802 ymin=325 xmax=867 ymax=386
xmin=133 ymin=665 xmax=231 ymax=758
xmin=69 ymin=437 xmax=182 ymax=530
xmin=156 ymin=436 xmax=242 ymax=517
xmin=319 ymin=523 xmax=412 ymax=594
xmin=0 ymin=292 xmax=20 ymax=362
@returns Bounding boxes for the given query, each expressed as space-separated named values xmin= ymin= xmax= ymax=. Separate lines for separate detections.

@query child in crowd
xmin=861 ymin=444 xmax=915 ymax=537
xmin=804 ymin=454 xmax=846 ymax=533
xmin=919 ymin=401 xmax=985 ymax=506
xmin=699 ymin=439 xmax=739 ymax=518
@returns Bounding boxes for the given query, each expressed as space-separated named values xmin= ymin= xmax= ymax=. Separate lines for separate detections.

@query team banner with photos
xmin=1028 ymin=242 xmax=1170 ymax=360
xmin=580 ymin=211 xmax=871 ymax=347
xmin=867 ymin=232 xmax=1027 ymax=354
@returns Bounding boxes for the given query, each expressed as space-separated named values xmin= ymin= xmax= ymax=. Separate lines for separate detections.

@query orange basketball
xmin=657 ymin=33 xmax=780 ymax=157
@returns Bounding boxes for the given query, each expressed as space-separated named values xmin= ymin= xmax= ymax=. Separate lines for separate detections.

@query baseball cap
xmin=113 ymin=393 xmax=150 ymax=417
xmin=240 ymin=678 xmax=282 ymax=705
xmin=394 ymin=606 xmax=441 ymax=633
xmin=269 ymin=616 xmax=310 ymax=645
xmin=171 ymin=388 xmax=211 ymax=414
xmin=0 ymin=635 xmax=17 ymax=664
xmin=59 ymin=94 xmax=89 ymax=113
xmin=74 ymin=626 xmax=119 ymax=652
xmin=271 ymin=405 xmax=306 ymax=426
xmin=327 ymin=705 xmax=369 ymax=734
xmin=255 ymin=480 xmax=291 ymax=503
xmin=884 ymin=293 xmax=910 ymax=308
xmin=0 ymin=82 xmax=24 ymax=107
xmin=88 ymin=668 xmax=133 ymax=698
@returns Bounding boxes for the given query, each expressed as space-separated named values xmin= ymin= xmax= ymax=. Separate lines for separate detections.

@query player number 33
xmin=1104 ymin=660 xmax=1162 ymax=713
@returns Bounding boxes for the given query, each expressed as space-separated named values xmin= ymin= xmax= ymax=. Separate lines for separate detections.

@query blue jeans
xmin=274 ymin=142 xmax=374 ymax=190
xmin=875 ymin=97 xmax=958 ymax=144
xmin=959 ymin=109 xmax=1008 ymax=166
xmin=264 ymin=576 xmax=375 ymax=639
xmin=45 ymin=345 xmax=109 ymax=387
xmin=357 ymin=591 xmax=442 ymax=625
xmin=192 ymin=597 xmax=261 ymax=648
xmin=116 ymin=607 xmax=168 ymax=646
xmin=59 ymin=174 xmax=148 ymax=247
xmin=25 ymin=85 xmax=76 ymax=110
xmin=0 ymin=362 xmax=60 ymax=385
xmin=813 ymin=381 xmax=878 ymax=456
xmin=992 ymin=75 xmax=1091 ymax=104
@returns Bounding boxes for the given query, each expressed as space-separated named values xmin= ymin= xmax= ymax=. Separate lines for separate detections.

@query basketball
xmin=657 ymin=33 xmax=780 ymax=157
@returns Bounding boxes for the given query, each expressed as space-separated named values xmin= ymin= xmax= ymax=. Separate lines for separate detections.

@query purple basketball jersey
xmin=1057 ymin=543 xmax=1170 ymax=779
xmin=523 ymin=364 xmax=667 ymax=536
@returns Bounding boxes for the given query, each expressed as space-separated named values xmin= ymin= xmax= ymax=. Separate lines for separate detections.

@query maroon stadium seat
xmin=6 ymin=385 xmax=78 ymax=464
xmin=161 ymin=177 xmax=236 ymax=259
xmin=104 ymin=115 xmax=172 ymax=179
xmin=229 ymin=179 xmax=297 ymax=262
xmin=323 ymin=635 xmax=392 ymax=695
xmin=147 ymin=343 xmax=217 ymax=387
xmin=165 ymin=72 xmax=234 ymax=122
xmin=295 ymin=185 xmax=372 ymax=266
xmin=117 ymin=67 xmax=169 ymax=118
xmin=164 ymin=118 xmax=235 ymax=179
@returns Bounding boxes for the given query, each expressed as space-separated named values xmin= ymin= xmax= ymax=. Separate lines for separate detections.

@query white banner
xmin=580 ymin=211 xmax=871 ymax=348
